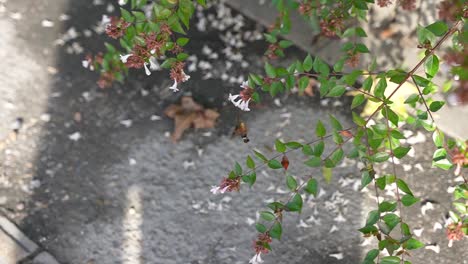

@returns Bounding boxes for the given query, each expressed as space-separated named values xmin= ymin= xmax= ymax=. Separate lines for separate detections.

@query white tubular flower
xmin=144 ymin=62 xmax=151 ymax=76
xmin=210 ymin=185 xmax=229 ymax=195
xmin=82 ymin=60 xmax=90 ymax=68
xmin=120 ymin=54 xmax=131 ymax=63
xmin=149 ymin=57 xmax=160 ymax=71
xmin=169 ymin=80 xmax=179 ymax=92
xmin=118 ymin=0 xmax=126 ymax=5
xmin=241 ymin=80 xmax=249 ymax=89
xmin=210 ymin=186 xmax=221 ymax=194
xmin=228 ymin=81 xmax=253 ymax=111
xmin=249 ymin=253 xmax=263 ymax=264
xmin=101 ymin=15 xmax=111 ymax=25
xmin=182 ymin=71 xmax=190 ymax=82
xmin=229 ymin=94 xmax=251 ymax=111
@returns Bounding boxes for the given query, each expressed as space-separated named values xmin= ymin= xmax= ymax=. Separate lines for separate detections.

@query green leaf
xmin=361 ymin=170 xmax=372 ymax=190
xmin=351 ymin=94 xmax=366 ymax=109
xmin=382 ymin=213 xmax=400 ymax=231
xmin=316 ymin=120 xmax=326 ymax=137
xmin=417 ymin=25 xmax=436 ymax=45
xmin=432 ymin=131 xmax=444 ymax=148
xmin=381 ymin=256 xmax=401 ymax=264
xmin=265 ymin=62 xmax=276 ymax=77
xmin=260 ymin=211 xmax=276 ymax=221
xmin=120 ymin=8 xmax=134 ymax=22
xmin=304 ymin=156 xmax=321 ymax=167
xmin=176 ymin=52 xmax=189 ymax=61
xmin=298 ymin=76 xmax=309 ymax=91
xmin=362 ymin=77 xmax=373 ymax=91
xmin=234 ymin=162 xmax=242 ymax=175
xmin=397 ymin=179 xmax=413 ymax=196
xmin=275 ymin=139 xmax=286 ymax=153
xmin=453 ymin=202 xmax=467 ymax=214
xmin=305 ymin=178 xmax=318 ymax=197
xmin=254 ymin=150 xmax=268 ymax=162
xmin=429 ymin=101 xmax=445 ymax=112
xmin=376 ymin=176 xmax=386 ymax=190
xmin=426 ymin=21 xmax=448 ymax=36
xmin=374 ymin=78 xmax=387 ymax=98
xmin=327 ymin=85 xmax=346 ymax=97
xmin=270 ymin=222 xmax=282 ymax=239
xmin=323 ymin=167 xmax=332 ymax=183
xmin=246 ymin=155 xmax=255 ymax=169
xmin=379 ymin=201 xmax=397 ymax=212
xmin=196 ymin=0 xmax=206 ymax=6
xmin=286 ymin=175 xmax=297 ymax=191
xmin=356 ymin=27 xmax=367 ymax=37
xmin=255 ymin=223 xmax=267 ymax=233
xmin=279 ymin=40 xmax=293 ymax=48
xmin=313 ymin=57 xmax=329 ymax=77
xmin=329 ymin=115 xmax=343 ymax=131
xmin=404 ymin=238 xmax=425 ymax=250
xmin=313 ymin=141 xmax=325 ymax=157
xmin=424 ymin=55 xmax=439 ymax=78
xmin=363 ymin=249 xmax=379 ymax=262
xmin=353 ymin=112 xmax=366 ymax=126
xmin=366 ymin=210 xmax=380 ymax=226
xmin=268 ymin=159 xmax=283 ymax=169
xmin=433 ymin=158 xmax=452 ymax=170
xmin=287 ymin=193 xmax=303 ymax=212
xmin=242 ymin=172 xmax=256 ymax=186
xmin=303 ymin=54 xmax=313 ymax=72
xmin=286 ymin=141 xmax=302 ymax=149
xmin=355 ymin=43 xmax=370 ymax=53
xmin=176 ymin=37 xmax=189 ymax=46
xmin=401 ymin=194 xmax=420 ymax=206
xmin=404 ymin=94 xmax=419 ymax=104
xmin=372 ymin=152 xmax=390 ymax=163
xmin=393 ymin=146 xmax=411 ymax=159
xmin=382 ymin=107 xmax=399 ymax=126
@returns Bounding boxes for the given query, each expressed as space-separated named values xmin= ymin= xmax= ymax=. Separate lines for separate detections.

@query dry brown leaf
xmin=164 ymin=96 xmax=220 ymax=142
xmin=304 ymin=78 xmax=317 ymax=97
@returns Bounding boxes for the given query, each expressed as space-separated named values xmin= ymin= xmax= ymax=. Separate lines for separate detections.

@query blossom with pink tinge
xmin=249 ymin=253 xmax=263 ymax=264
xmin=229 ymin=81 xmax=254 ymax=111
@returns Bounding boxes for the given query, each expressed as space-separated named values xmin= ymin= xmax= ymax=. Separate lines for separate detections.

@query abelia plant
xmin=85 ymin=0 xmax=468 ymax=263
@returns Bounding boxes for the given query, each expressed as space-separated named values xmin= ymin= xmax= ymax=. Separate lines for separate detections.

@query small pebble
xmin=41 ymin=19 xmax=54 ymax=27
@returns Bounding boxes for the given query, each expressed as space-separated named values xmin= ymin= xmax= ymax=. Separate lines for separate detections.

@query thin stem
xmin=383 ymin=105 xmax=406 ymax=264
xmin=411 ymin=76 xmax=468 ymax=184
xmin=240 ymin=127 xmax=356 ymax=177
xmin=364 ymin=20 xmax=462 ymax=125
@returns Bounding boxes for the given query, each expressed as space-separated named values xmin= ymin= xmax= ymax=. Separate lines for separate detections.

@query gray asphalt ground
xmin=0 ymin=0 xmax=467 ymax=263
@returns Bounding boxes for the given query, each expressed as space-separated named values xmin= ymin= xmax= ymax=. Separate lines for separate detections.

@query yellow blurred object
xmin=348 ymin=77 xmax=418 ymax=119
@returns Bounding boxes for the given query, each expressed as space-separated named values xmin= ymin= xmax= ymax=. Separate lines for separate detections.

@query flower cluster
xmin=446 ymin=222 xmax=465 ymax=247
xmin=105 ymin=16 xmax=130 ymax=39
xmin=169 ymin=61 xmax=190 ymax=92
xmin=320 ymin=15 xmax=344 ymax=38
xmin=265 ymin=43 xmax=281 ymax=60
xmin=377 ymin=0 xmax=393 ymax=7
xmin=298 ymin=2 xmax=313 ymax=15
xmin=210 ymin=177 xmax=241 ymax=194
xmin=451 ymin=147 xmax=468 ymax=176
xmin=250 ymin=233 xmax=272 ymax=264
xmin=399 ymin=0 xmax=416 ymax=11
xmin=438 ymin=0 xmax=468 ymax=21
xmin=229 ymin=81 xmax=254 ymax=111
xmin=118 ymin=25 xmax=178 ymax=78
xmin=345 ymin=51 xmax=360 ymax=68
xmin=97 ymin=72 xmax=115 ymax=89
